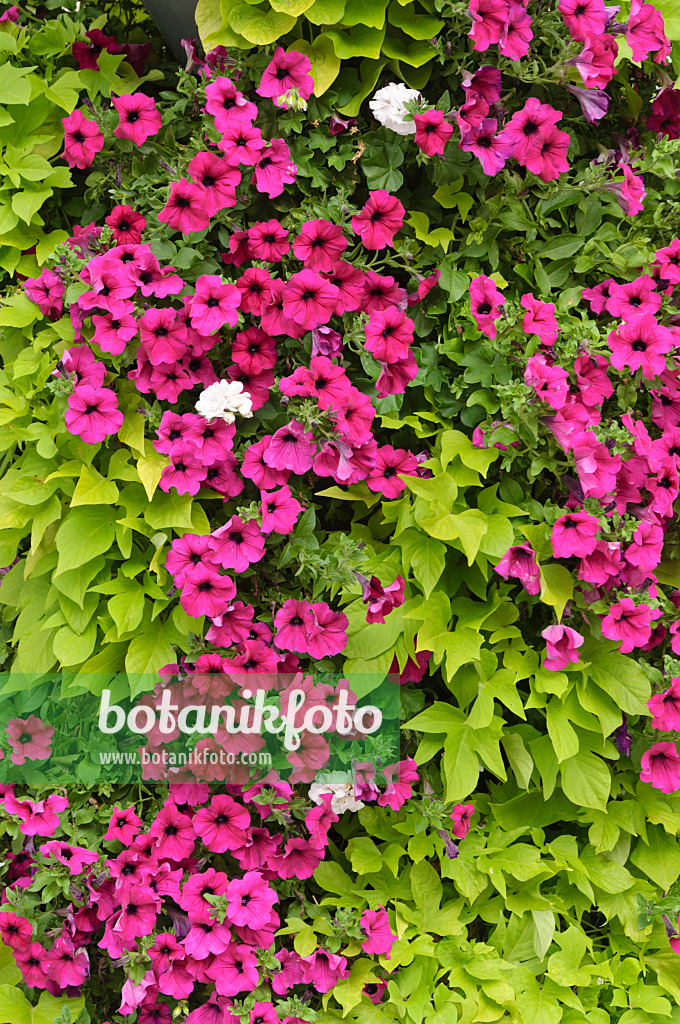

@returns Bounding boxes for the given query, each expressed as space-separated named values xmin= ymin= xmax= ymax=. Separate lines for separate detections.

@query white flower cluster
xmin=195 ymin=380 xmax=253 ymax=424
xmin=309 ymin=781 xmax=365 ymax=815
xmin=369 ymin=82 xmax=421 ymax=135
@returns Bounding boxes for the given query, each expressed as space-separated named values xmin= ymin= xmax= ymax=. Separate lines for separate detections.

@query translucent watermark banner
xmin=0 ymin=671 xmax=401 ymax=787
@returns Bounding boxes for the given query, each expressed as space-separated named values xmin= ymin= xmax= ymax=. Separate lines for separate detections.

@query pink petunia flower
xmin=6 ymin=715 xmax=54 ymax=765
xmin=65 ymin=385 xmax=123 ymax=444
xmin=414 ymin=109 xmax=453 ymax=156
xmin=62 ymin=109 xmax=104 ymax=168
xmin=640 ymin=741 xmax=680 ymax=793
xmin=188 ymin=151 xmax=241 ymax=215
xmin=260 ymin=485 xmax=303 ymax=535
xmin=552 ymin=511 xmax=601 ymax=558
xmin=264 ymin=421 xmax=316 ymax=475
xmin=608 ymin=314 xmax=673 ymax=379
xmin=601 ymin=599 xmax=662 ymax=653
xmin=256 ymin=48 xmax=314 ymax=108
xmin=112 ymin=92 xmax=162 ymax=145
xmin=450 ymin=802 xmax=475 ymax=838
xmin=360 ymin=908 xmax=397 ymax=957
xmin=541 ymin=624 xmax=584 ymax=670
xmin=352 ymin=191 xmax=405 ymax=251
xmin=495 ymin=544 xmax=540 ymax=595
xmin=158 ymin=179 xmax=210 ymax=234
xmin=648 ymin=678 xmax=680 ymax=731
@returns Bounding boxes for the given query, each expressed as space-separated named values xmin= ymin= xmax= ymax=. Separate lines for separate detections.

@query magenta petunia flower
xmin=608 ymin=314 xmax=673 ymax=379
xmin=252 ymin=138 xmax=298 ymax=198
xmin=210 ymin=515 xmax=265 ymax=573
xmin=649 ymin=678 xmax=680 ymax=731
xmin=188 ymin=151 xmax=241 ymax=215
xmin=499 ymin=2 xmax=533 ymax=59
xmin=25 ymin=268 xmax=65 ymax=319
xmin=206 ymin=943 xmax=260 ymax=996
xmin=524 ymin=355 xmax=569 ymax=409
xmin=503 ymin=97 xmax=562 ymax=163
xmin=0 ymin=912 xmax=32 ymax=948
xmin=569 ymin=33 xmax=618 ymax=89
xmin=158 ymin=179 xmax=210 ymax=234
xmin=14 ymin=942 xmax=47 ymax=989
xmin=352 ymin=191 xmax=405 ymax=251
xmin=559 ymin=0 xmax=608 ymax=39
xmin=495 ymin=543 xmax=541 ymax=595
xmin=648 ymin=88 xmax=680 ymax=139
xmin=601 ymin=599 xmax=662 ymax=653
xmin=292 ymin=219 xmax=347 ymax=273
xmin=256 ymin=47 xmax=314 ymax=108
xmin=469 ymin=275 xmax=504 ymax=338
xmin=552 ymin=511 xmax=601 ymax=558
xmin=367 ymin=446 xmax=418 ymax=499
xmin=618 ymin=164 xmax=646 ymax=217
xmin=450 ymin=802 xmax=475 ymax=838
xmin=43 ymin=937 xmax=90 ymax=988
xmin=6 ymin=715 xmax=54 ymax=765
xmin=263 ymin=420 xmax=316 ymax=474
xmin=461 ymin=119 xmax=514 ymax=176
xmin=640 ymin=741 xmax=680 ymax=793
xmin=414 ymin=108 xmax=453 ymax=156
xmin=606 ymin=275 xmax=661 ymax=321
xmin=149 ymin=802 xmax=196 ymax=860
xmin=193 ymin=794 xmax=251 ymax=853
xmin=39 ymin=840 xmax=98 ymax=874
xmin=306 ymin=602 xmax=348 ymax=659
xmin=62 ymin=109 xmax=104 ymax=168
xmin=112 ymin=92 xmax=162 ymax=145
xmin=468 ymin=0 xmax=509 ymax=50
xmin=4 ymin=792 xmax=68 ymax=836
xmin=273 ymin=598 xmax=316 ymax=653
xmin=282 ymin=269 xmax=339 ymax=330
xmin=205 ymin=75 xmax=258 ymax=131
xmin=358 ymin=574 xmax=406 ymax=625
xmin=179 ymin=565 xmax=236 ymax=619
xmin=572 ymin=435 xmax=620 ymax=499
xmin=260 ymin=484 xmax=303 ymax=535
xmin=226 ymin=871 xmax=278 ymax=928
xmin=105 ymin=204 xmax=146 ymax=244
xmin=626 ymin=0 xmax=670 ymax=62
xmin=218 ymin=120 xmax=265 ymax=167
xmin=65 ymin=385 xmax=123 ymax=444
xmin=103 ymin=805 xmax=143 ymax=844
xmin=248 ymin=219 xmax=290 ymax=263
xmin=378 ymin=757 xmax=419 ymax=810
xmin=523 ymin=125 xmax=571 ymax=182
xmin=232 ymin=327 xmax=278 ymax=375
xmin=159 ymin=445 xmax=208 ymax=496
xmin=190 ymin=274 xmax=241 ymax=334
xmin=521 ymin=293 xmax=560 ymax=346
xmin=360 ymin=908 xmax=396 ymax=957
xmin=139 ymin=307 xmax=188 ymax=365
xmin=364 ymin=308 xmax=414 ymax=364
xmin=300 ymin=949 xmax=348 ymax=992
xmin=541 ymin=624 xmax=584 ymax=670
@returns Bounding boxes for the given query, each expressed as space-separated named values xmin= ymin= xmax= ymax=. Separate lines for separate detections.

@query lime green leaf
xmin=342 ymin=0 xmax=389 ymax=24
xmin=306 ymin=0 xmax=346 ymax=23
xmin=331 ymin=960 xmax=380 ymax=1015
xmin=71 ymin=464 xmax=119 ymax=506
xmin=539 ymin=563 xmax=574 ymax=621
xmin=11 ymin=188 xmax=52 ymax=225
xmin=136 ymin=450 xmax=168 ymax=501
xmin=443 ymin=726 xmax=480 ymax=801
xmin=0 ymin=940 xmax=20 ymax=985
xmin=560 ymin=750 xmax=610 ymax=811
xmin=336 ymin=58 xmax=385 ymax=116
xmin=398 ymin=529 xmax=445 ymax=598
xmin=56 ymin=507 xmax=114 ymax=575
xmin=271 ymin=0 xmax=315 ymax=13
xmin=388 ymin=2 xmax=444 ymax=37
xmin=0 ymin=63 xmax=34 ymax=105
xmin=630 ymin=826 xmax=680 ymax=891
xmin=408 ymin=211 xmax=454 ymax=253
xmin=382 ymin=32 xmax=438 ymax=66
xmin=325 ymin=25 xmax=386 ymax=58
xmin=125 ymin=618 xmax=179 ymax=677
xmin=108 ymin=590 xmax=145 ymax=636
xmin=53 ymin=622 xmax=97 ymax=666
xmin=228 ymin=4 xmax=296 ymax=43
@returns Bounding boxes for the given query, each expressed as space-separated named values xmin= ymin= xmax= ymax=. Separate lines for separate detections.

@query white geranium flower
xmin=195 ymin=380 xmax=253 ymax=424
xmin=369 ymin=82 xmax=421 ymax=135
xmin=309 ymin=782 xmax=364 ymax=815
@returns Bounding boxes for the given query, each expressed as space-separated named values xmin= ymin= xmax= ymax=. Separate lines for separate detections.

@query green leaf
xmin=398 ymin=529 xmax=445 ymax=598
xmin=125 ymin=618 xmax=179 ymax=676
xmin=546 ymin=701 xmax=580 ymax=763
xmin=560 ymin=750 xmax=610 ymax=811
xmin=443 ymin=726 xmax=480 ymax=801
xmin=108 ymin=590 xmax=145 ymax=636
xmin=531 ymin=234 xmax=584 ymax=261
xmin=136 ymin=450 xmax=168 ymax=501
xmin=630 ymin=827 xmax=680 ymax=891
xmin=0 ymin=940 xmax=20 ymax=985
xmin=336 ymin=58 xmax=386 ymax=116
xmin=381 ymin=32 xmax=438 ymax=66
xmin=388 ymin=2 xmax=444 ymax=37
xmin=348 ymin=836 xmax=383 ymax=873
xmin=11 ymin=187 xmax=52 ymax=224
xmin=440 ymin=429 xmax=499 ymax=475
xmin=56 ymin=507 xmax=114 ymax=576
xmin=270 ymin=0 xmax=315 ymax=13
xmin=228 ymin=4 xmax=296 ymax=43
xmin=325 ymin=25 xmax=386 ymax=58
xmin=52 ymin=622 xmax=97 ymax=666
xmin=342 ymin=0 xmax=389 ymax=26
xmin=363 ymin=141 xmax=404 ymax=191
xmin=539 ymin=563 xmax=574 ymax=621
xmin=331 ymin=960 xmax=380 ymax=1014
xmin=408 ymin=211 xmax=454 ymax=253
xmin=305 ymin=0 xmax=346 ymax=23
xmin=0 ymin=63 xmax=34 ymax=105
xmin=532 ymin=909 xmax=555 ymax=960
xmin=288 ymin=36 xmax=340 ymax=96
xmin=71 ymin=464 xmax=119 ymax=506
